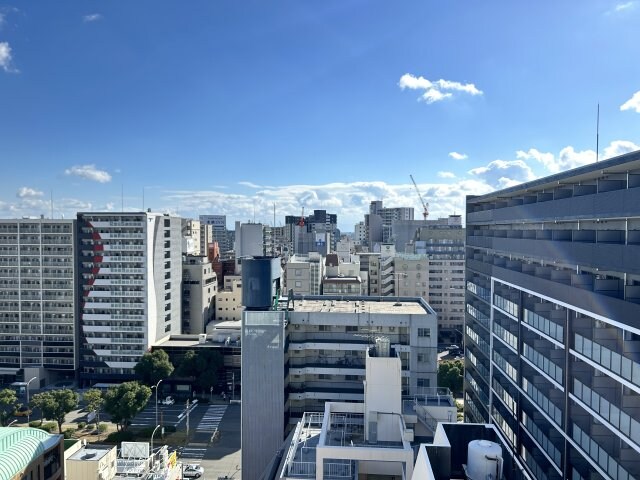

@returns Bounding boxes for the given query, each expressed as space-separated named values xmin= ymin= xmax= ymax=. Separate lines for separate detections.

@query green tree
xmin=438 ymin=359 xmax=464 ymax=394
xmin=83 ymin=388 xmax=104 ymax=425
xmin=0 ymin=388 xmax=19 ymax=426
xmin=176 ymin=349 xmax=224 ymax=392
xmin=103 ymin=381 xmax=151 ymax=431
xmin=29 ymin=389 xmax=79 ymax=433
xmin=134 ymin=350 xmax=175 ymax=386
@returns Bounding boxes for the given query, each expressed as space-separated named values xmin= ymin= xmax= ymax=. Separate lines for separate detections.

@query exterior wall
xmin=0 ymin=219 xmax=76 ymax=385
xmin=465 ymin=149 xmax=640 ymax=480
xmin=241 ymin=310 xmax=286 ymax=480
xmin=66 ymin=447 xmax=117 ymax=480
xmin=77 ymin=212 xmax=182 ymax=384
xmin=285 ymin=254 xmax=324 ymax=296
xmin=216 ymin=275 xmax=242 ymax=321
xmin=182 ymin=256 xmax=217 ymax=334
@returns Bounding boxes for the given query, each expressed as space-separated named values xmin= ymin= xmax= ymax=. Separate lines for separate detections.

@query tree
xmin=83 ymin=389 xmax=104 ymax=425
xmin=134 ymin=350 xmax=175 ymax=386
xmin=438 ymin=359 xmax=464 ymax=394
xmin=30 ymin=389 xmax=79 ymax=433
xmin=0 ymin=388 xmax=18 ymax=426
xmin=103 ymin=381 xmax=151 ymax=431
xmin=176 ymin=349 xmax=224 ymax=392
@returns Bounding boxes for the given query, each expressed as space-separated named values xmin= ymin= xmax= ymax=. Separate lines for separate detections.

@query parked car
xmin=14 ymin=405 xmax=32 ymax=417
xmin=183 ymin=464 xmax=204 ymax=478
xmin=158 ymin=396 xmax=175 ymax=405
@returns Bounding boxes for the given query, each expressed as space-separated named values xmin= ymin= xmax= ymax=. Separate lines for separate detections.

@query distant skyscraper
xmin=199 ymin=215 xmax=230 ymax=256
xmin=0 ymin=219 xmax=76 ymax=387
xmin=76 ymin=212 xmax=182 ymax=385
xmin=465 ymin=149 xmax=640 ymax=480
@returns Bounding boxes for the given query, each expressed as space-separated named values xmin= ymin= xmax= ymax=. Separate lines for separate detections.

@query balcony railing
xmin=522 ymin=343 xmax=563 ymax=385
xmin=523 ymin=309 xmax=564 ymax=343
xmin=572 ymin=423 xmax=636 ymax=480
xmin=574 ymin=333 xmax=640 ymax=388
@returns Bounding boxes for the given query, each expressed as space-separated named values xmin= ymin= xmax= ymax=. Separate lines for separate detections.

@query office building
xmin=0 ymin=219 xmax=76 ymax=388
xmin=181 ymin=218 xmax=201 ymax=255
xmin=182 ymin=255 xmax=217 ymax=334
xmin=465 ymin=149 xmax=640 ymax=480
xmin=216 ymin=275 xmax=243 ymax=321
xmin=76 ymin=212 xmax=182 ymax=385
xmin=234 ymin=221 xmax=265 ymax=272
xmin=285 ymin=253 xmax=324 ymax=296
xmin=199 ymin=214 xmax=231 ymax=256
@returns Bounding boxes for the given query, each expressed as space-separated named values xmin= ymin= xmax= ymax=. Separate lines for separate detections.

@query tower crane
xmin=410 ymin=174 xmax=429 ymax=220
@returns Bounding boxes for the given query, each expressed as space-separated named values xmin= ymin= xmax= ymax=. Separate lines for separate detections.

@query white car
xmin=183 ymin=464 xmax=204 ymax=478
xmin=159 ymin=396 xmax=175 ymax=405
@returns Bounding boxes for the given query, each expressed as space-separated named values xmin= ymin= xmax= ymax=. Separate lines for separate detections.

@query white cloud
xmin=615 ymin=1 xmax=635 ymax=11
xmin=0 ymin=42 xmax=16 ymax=73
xmin=517 ymin=146 xmax=596 ymax=173
xmin=398 ymin=73 xmax=483 ymax=104
xmin=64 ymin=164 xmax=112 ymax=183
xmin=448 ymin=152 xmax=468 ymax=160
xmin=83 ymin=13 xmax=102 ymax=22
xmin=468 ymin=159 xmax=536 ymax=189
xmin=17 ymin=187 xmax=43 ymax=198
xmin=621 ymin=91 xmax=640 ymax=113
xmin=438 ymin=171 xmax=456 ymax=179
xmin=602 ymin=140 xmax=639 ymax=158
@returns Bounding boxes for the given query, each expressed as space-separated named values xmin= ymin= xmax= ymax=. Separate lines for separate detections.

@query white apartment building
xmin=77 ymin=212 xmax=182 ymax=385
xmin=0 ymin=219 xmax=76 ymax=387
xmin=216 ymin=274 xmax=243 ymax=321
xmin=234 ymin=221 xmax=264 ymax=272
xmin=285 ymin=253 xmax=324 ymax=296
xmin=181 ymin=218 xmax=200 ymax=255
xmin=182 ymin=255 xmax=217 ymax=334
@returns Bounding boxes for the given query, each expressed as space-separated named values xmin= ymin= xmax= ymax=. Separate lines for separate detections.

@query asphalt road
xmin=178 ymin=403 xmax=241 ymax=480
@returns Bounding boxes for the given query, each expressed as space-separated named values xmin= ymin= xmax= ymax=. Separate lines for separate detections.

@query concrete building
xmin=181 ymin=218 xmax=201 ymax=255
xmin=199 ymin=215 xmax=231 ymax=257
xmin=286 ymin=296 xmax=438 ymax=421
xmin=182 ymin=255 xmax=217 ymax=334
xmin=356 ymin=252 xmax=381 ymax=296
xmin=285 ymin=210 xmax=340 ymax=255
xmin=0 ymin=219 xmax=76 ymax=388
xmin=465 ymin=149 xmax=640 ymax=480
xmin=0 ymin=427 xmax=64 ymax=480
xmin=234 ymin=221 xmax=265 ymax=271
xmin=66 ymin=444 xmax=117 ymax=480
xmin=285 ymin=253 xmax=324 ymax=296
xmin=216 ymin=275 xmax=243 ymax=321
xmin=76 ymin=212 xmax=182 ymax=385
xmin=354 ymin=221 xmax=367 ymax=245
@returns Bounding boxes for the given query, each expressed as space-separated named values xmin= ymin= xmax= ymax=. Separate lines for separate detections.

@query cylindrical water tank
xmin=467 ymin=440 xmax=502 ymax=480
xmin=242 ymin=257 xmax=281 ymax=310
xmin=375 ymin=336 xmax=390 ymax=357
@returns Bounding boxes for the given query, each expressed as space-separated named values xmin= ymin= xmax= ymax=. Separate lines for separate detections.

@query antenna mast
xmin=596 ymin=103 xmax=600 ymax=163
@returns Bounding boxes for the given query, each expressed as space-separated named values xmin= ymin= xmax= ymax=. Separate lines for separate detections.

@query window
xmin=295 ymin=281 xmax=302 ymax=288
xmin=346 ymin=325 xmax=358 ymax=332
xmin=418 ymin=328 xmax=431 ymax=338
xmin=319 ymin=325 xmax=331 ymax=331
xmin=417 ymin=378 xmax=430 ymax=387
xmin=417 ymin=353 xmax=425 ymax=362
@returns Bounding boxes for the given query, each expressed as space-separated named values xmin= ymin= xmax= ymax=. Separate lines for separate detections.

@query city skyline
xmin=1 ymin=1 xmax=639 ymax=230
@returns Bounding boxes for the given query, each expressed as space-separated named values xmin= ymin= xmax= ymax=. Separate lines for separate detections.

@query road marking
xmin=196 ymin=405 xmax=228 ymax=433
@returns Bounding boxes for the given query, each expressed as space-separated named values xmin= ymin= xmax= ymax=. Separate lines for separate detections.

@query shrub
xmin=106 ymin=430 xmax=134 ymax=443
xmin=28 ymin=421 xmax=40 ymax=428
xmin=40 ymin=422 xmax=57 ymax=433
xmin=98 ymin=423 xmax=108 ymax=433
xmin=63 ymin=428 xmax=77 ymax=439
xmin=77 ymin=421 xmax=86 ymax=429
xmin=164 ymin=425 xmax=177 ymax=433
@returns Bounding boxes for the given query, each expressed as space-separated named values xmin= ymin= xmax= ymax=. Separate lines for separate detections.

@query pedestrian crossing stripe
xmin=195 ymin=405 xmax=228 ymax=432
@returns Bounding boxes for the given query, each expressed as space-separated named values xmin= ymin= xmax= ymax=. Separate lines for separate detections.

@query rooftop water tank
xmin=467 ymin=440 xmax=502 ymax=480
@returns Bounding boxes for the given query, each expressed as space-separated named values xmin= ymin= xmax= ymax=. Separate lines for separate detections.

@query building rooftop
xmin=69 ymin=446 xmax=112 ymax=461
xmin=290 ymin=295 xmax=435 ymax=315
xmin=0 ymin=427 xmax=62 ymax=480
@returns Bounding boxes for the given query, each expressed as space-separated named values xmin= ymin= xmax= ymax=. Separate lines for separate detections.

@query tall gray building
xmin=465 ymin=149 xmax=640 ymax=480
xmin=0 ymin=219 xmax=76 ymax=388
xmin=199 ymin=215 xmax=230 ymax=256
xmin=77 ymin=212 xmax=182 ymax=385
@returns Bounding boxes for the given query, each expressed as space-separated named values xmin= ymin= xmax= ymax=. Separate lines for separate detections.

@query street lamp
xmin=151 ymin=379 xmax=163 ymax=428
xmin=26 ymin=377 xmax=37 ymax=424
xmin=7 ymin=419 xmax=18 ymax=427
xmin=150 ymin=424 xmax=161 ymax=458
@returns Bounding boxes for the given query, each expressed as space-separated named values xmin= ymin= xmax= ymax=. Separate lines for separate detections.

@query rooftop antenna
xmin=596 ymin=103 xmax=600 ymax=163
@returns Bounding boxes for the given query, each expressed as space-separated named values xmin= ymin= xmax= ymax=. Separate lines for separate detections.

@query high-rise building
xmin=76 ymin=212 xmax=182 ymax=385
xmin=285 ymin=253 xmax=324 ymax=295
xmin=182 ymin=255 xmax=217 ymax=334
xmin=181 ymin=218 xmax=201 ymax=255
xmin=0 ymin=219 xmax=76 ymax=387
xmin=465 ymin=150 xmax=640 ymax=480
xmin=199 ymin=215 xmax=230 ymax=256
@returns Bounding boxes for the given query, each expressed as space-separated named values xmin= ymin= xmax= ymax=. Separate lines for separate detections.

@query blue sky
xmin=1 ymin=1 xmax=639 ymax=230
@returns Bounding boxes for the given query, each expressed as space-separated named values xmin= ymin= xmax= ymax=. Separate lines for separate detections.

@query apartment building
xmin=216 ymin=275 xmax=242 ymax=321
xmin=285 ymin=253 xmax=324 ymax=296
xmin=76 ymin=212 xmax=182 ymax=385
xmin=0 ymin=219 xmax=76 ymax=387
xmin=182 ymin=255 xmax=217 ymax=334
xmin=464 ymin=149 xmax=640 ymax=480
xmin=199 ymin=214 xmax=231 ymax=256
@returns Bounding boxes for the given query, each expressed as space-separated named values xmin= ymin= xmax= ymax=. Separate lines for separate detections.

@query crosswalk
xmin=196 ymin=405 xmax=227 ymax=433
xmin=180 ymin=445 xmax=207 ymax=460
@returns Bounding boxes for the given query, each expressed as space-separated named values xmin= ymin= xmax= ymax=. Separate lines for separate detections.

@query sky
xmin=1 ymin=1 xmax=639 ymax=231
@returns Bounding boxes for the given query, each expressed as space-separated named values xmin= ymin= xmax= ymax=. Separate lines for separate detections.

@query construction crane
xmin=410 ymin=174 xmax=429 ymax=220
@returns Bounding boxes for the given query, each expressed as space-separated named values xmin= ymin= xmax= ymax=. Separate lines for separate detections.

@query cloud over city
xmin=398 ymin=73 xmax=483 ymax=104
xmin=621 ymin=90 xmax=640 ymax=113
xmin=65 ymin=164 xmax=113 ymax=183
